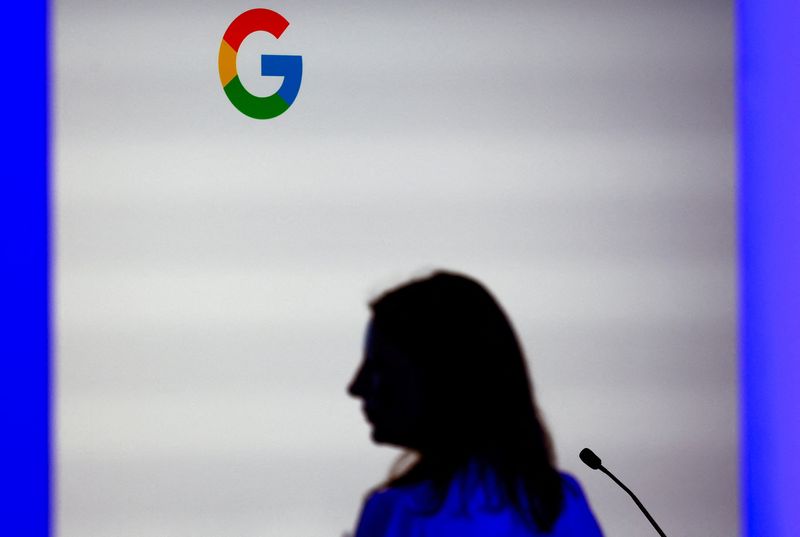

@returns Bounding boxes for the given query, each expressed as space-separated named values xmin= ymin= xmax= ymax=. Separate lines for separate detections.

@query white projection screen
xmin=55 ymin=1 xmax=737 ymax=536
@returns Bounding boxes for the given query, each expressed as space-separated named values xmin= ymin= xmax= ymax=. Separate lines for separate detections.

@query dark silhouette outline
xmin=349 ymin=270 xmax=565 ymax=533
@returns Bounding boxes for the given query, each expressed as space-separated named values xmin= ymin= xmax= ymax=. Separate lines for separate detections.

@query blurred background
xmin=55 ymin=0 xmax=736 ymax=535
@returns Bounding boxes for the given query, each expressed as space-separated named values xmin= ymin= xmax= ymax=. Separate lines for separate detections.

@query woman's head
xmin=348 ymin=270 xmax=564 ymax=531
xmin=349 ymin=270 xmax=547 ymax=457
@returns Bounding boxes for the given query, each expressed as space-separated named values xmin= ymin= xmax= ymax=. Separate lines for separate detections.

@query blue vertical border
xmin=738 ymin=0 xmax=800 ymax=536
xmin=1 ymin=0 xmax=52 ymax=535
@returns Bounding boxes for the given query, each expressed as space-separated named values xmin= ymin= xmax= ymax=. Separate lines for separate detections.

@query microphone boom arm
xmin=599 ymin=465 xmax=667 ymax=537
xmin=580 ymin=448 xmax=667 ymax=537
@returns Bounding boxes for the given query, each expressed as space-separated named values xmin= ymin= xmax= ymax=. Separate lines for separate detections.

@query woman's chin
xmin=371 ymin=428 xmax=417 ymax=450
xmin=370 ymin=427 xmax=387 ymax=443
xmin=370 ymin=427 xmax=397 ymax=446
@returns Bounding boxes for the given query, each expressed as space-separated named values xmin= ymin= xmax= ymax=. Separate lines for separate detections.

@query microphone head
xmin=579 ymin=448 xmax=602 ymax=470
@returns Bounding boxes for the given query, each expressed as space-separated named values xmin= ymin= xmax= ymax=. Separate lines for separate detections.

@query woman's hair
xmin=368 ymin=270 xmax=564 ymax=532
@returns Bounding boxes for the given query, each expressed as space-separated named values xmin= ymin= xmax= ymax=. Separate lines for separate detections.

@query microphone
xmin=579 ymin=448 xmax=667 ymax=537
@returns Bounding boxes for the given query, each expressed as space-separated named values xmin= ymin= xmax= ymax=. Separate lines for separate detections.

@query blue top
xmin=353 ymin=464 xmax=603 ymax=537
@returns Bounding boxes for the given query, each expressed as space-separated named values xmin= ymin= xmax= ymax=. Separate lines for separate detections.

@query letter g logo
xmin=218 ymin=8 xmax=302 ymax=119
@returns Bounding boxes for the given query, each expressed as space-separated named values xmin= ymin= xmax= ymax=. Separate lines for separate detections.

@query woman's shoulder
xmin=560 ymin=472 xmax=586 ymax=497
xmin=361 ymin=485 xmax=420 ymax=513
xmin=355 ymin=470 xmax=603 ymax=537
xmin=355 ymin=484 xmax=430 ymax=537
xmin=551 ymin=472 xmax=604 ymax=536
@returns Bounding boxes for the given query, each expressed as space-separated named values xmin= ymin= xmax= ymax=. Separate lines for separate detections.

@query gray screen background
xmin=55 ymin=1 xmax=737 ymax=535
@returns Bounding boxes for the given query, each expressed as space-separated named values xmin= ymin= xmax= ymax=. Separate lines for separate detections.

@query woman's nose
xmin=348 ymin=364 xmax=368 ymax=398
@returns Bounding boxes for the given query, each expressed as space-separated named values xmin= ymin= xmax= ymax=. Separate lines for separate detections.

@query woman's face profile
xmin=348 ymin=320 xmax=428 ymax=449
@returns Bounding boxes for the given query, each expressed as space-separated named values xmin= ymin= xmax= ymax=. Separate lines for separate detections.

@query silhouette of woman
xmin=348 ymin=271 xmax=603 ymax=536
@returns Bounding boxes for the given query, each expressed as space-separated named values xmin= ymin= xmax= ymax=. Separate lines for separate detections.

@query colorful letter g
xmin=219 ymin=9 xmax=302 ymax=119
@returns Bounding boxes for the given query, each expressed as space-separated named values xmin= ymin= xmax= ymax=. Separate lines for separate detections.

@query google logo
xmin=218 ymin=8 xmax=302 ymax=119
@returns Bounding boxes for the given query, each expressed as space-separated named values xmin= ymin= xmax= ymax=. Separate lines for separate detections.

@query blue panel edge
xmin=738 ymin=0 xmax=800 ymax=536
xmin=0 ymin=0 xmax=52 ymax=535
